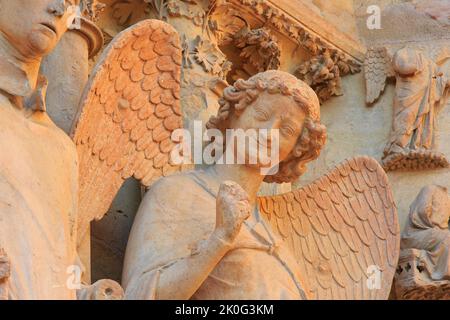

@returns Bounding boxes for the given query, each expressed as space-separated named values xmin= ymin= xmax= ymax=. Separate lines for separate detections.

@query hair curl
xmin=206 ymin=70 xmax=327 ymax=183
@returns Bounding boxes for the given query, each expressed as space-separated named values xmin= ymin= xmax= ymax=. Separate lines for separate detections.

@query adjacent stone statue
xmin=0 ymin=0 xmax=82 ymax=300
xmin=0 ymin=0 xmax=182 ymax=299
xmin=364 ymin=47 xmax=450 ymax=171
xmin=395 ymin=185 xmax=450 ymax=299
xmin=122 ymin=70 xmax=400 ymax=300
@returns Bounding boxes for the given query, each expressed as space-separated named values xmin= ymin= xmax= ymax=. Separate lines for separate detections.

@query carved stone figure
xmin=395 ymin=185 xmax=450 ymax=299
xmin=122 ymin=70 xmax=400 ymax=300
xmin=0 ymin=0 xmax=182 ymax=299
xmin=0 ymin=0 xmax=84 ymax=300
xmin=364 ymin=46 xmax=450 ymax=171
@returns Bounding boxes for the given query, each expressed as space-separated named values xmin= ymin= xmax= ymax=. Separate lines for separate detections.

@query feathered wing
xmin=364 ymin=47 xmax=394 ymax=104
xmin=71 ymin=19 xmax=183 ymax=245
xmin=258 ymin=156 xmax=400 ymax=300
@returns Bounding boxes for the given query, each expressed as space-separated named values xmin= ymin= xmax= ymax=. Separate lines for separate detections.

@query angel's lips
xmin=38 ymin=23 xmax=58 ymax=38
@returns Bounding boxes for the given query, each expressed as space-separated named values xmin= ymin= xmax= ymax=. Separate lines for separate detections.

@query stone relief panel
xmin=394 ymin=185 xmax=450 ymax=300
xmin=4 ymin=0 xmax=450 ymax=301
xmin=364 ymin=46 xmax=450 ymax=171
xmin=85 ymin=1 xmax=367 ymax=281
xmin=122 ymin=71 xmax=399 ymax=300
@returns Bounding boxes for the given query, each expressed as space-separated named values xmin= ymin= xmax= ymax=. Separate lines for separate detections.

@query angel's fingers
xmin=219 ymin=181 xmax=249 ymax=201
xmin=237 ymin=203 xmax=251 ymax=220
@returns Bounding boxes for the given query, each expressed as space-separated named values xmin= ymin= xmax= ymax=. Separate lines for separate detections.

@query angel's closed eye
xmin=254 ymin=107 xmax=270 ymax=122
xmin=280 ymin=125 xmax=296 ymax=137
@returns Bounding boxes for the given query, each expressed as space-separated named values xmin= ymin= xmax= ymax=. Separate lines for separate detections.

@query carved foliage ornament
xmin=296 ymin=49 xmax=360 ymax=103
xmin=234 ymin=0 xmax=361 ymax=101
xmin=230 ymin=25 xmax=281 ymax=81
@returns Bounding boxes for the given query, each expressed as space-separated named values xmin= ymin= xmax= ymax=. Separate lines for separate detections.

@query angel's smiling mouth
xmin=39 ymin=23 xmax=58 ymax=36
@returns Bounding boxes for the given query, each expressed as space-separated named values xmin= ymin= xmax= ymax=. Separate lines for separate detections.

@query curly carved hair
xmin=206 ymin=70 xmax=327 ymax=183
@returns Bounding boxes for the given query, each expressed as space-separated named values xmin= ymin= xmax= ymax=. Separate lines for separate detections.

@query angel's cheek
xmin=278 ymin=138 xmax=298 ymax=163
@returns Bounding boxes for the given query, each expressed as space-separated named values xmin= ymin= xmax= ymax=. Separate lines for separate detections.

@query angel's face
xmin=228 ymin=91 xmax=306 ymax=168
xmin=0 ymin=0 xmax=79 ymax=59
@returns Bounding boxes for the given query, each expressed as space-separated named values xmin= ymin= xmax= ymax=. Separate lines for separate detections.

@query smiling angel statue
xmin=0 ymin=1 xmax=183 ymax=299
xmin=122 ymin=70 xmax=401 ymax=300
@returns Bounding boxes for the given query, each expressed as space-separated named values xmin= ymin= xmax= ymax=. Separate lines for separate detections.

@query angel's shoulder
xmin=144 ymin=171 xmax=206 ymax=201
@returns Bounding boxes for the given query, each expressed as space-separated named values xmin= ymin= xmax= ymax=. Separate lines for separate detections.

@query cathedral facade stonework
xmin=0 ymin=0 xmax=449 ymax=300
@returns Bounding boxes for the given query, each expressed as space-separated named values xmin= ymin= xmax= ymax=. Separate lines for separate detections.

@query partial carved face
xmin=0 ymin=0 xmax=79 ymax=58
xmin=228 ymin=91 xmax=306 ymax=168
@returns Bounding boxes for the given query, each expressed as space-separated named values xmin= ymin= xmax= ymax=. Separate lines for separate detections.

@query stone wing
xmin=71 ymin=19 xmax=183 ymax=245
xmin=364 ymin=47 xmax=394 ymax=104
xmin=258 ymin=156 xmax=400 ymax=299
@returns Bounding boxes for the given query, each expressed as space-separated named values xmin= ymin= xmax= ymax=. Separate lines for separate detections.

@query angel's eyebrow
xmin=254 ymin=104 xmax=271 ymax=112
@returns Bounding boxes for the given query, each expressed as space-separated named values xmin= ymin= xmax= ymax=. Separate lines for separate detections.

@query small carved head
xmin=207 ymin=70 xmax=327 ymax=183
xmin=0 ymin=0 xmax=80 ymax=58
xmin=393 ymin=48 xmax=425 ymax=77
xmin=409 ymin=185 xmax=450 ymax=230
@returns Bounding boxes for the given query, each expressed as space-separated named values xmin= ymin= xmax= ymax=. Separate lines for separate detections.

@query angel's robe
xmin=385 ymin=58 xmax=449 ymax=155
xmin=122 ymin=170 xmax=310 ymax=300
xmin=0 ymin=90 xmax=79 ymax=299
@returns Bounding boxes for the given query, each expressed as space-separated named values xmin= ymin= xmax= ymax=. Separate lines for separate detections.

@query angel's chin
xmin=28 ymin=32 xmax=57 ymax=57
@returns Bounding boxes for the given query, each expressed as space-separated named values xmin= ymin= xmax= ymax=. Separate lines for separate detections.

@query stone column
xmin=40 ymin=17 xmax=103 ymax=134
xmin=40 ymin=17 xmax=103 ymax=284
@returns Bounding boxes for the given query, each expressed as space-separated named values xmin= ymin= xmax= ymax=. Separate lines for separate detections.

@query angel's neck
xmin=208 ymin=163 xmax=265 ymax=206
xmin=0 ymin=34 xmax=41 ymax=103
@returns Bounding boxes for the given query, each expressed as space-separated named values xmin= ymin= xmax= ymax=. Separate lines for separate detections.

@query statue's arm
xmin=124 ymin=180 xmax=250 ymax=300
xmin=153 ymin=229 xmax=233 ymax=300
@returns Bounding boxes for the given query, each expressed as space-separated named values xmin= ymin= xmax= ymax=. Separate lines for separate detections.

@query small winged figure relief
xmin=364 ymin=46 xmax=450 ymax=171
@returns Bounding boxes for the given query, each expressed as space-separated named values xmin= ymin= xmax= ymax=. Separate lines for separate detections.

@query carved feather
xmin=71 ymin=20 xmax=183 ymax=245
xmin=257 ymin=156 xmax=400 ymax=300
xmin=364 ymin=47 xmax=395 ymax=104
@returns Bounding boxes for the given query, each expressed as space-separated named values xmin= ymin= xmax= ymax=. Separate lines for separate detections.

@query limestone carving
xmin=231 ymin=0 xmax=361 ymax=102
xmin=0 ymin=0 xmax=181 ymax=299
xmin=0 ymin=0 xmax=86 ymax=300
xmin=122 ymin=70 xmax=400 ymax=300
xmin=364 ymin=47 xmax=450 ymax=171
xmin=394 ymin=185 xmax=450 ymax=300
xmin=295 ymin=49 xmax=360 ymax=103
xmin=72 ymin=19 xmax=183 ymax=250
xmin=77 ymin=279 xmax=124 ymax=300
xmin=229 ymin=25 xmax=281 ymax=81
xmin=80 ymin=0 xmax=106 ymax=22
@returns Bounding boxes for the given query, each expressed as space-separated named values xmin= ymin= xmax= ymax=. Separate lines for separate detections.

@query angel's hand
xmin=214 ymin=181 xmax=251 ymax=244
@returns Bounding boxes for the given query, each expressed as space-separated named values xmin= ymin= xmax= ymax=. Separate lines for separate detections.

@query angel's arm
xmin=151 ymin=230 xmax=232 ymax=300
xmin=124 ymin=180 xmax=250 ymax=300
